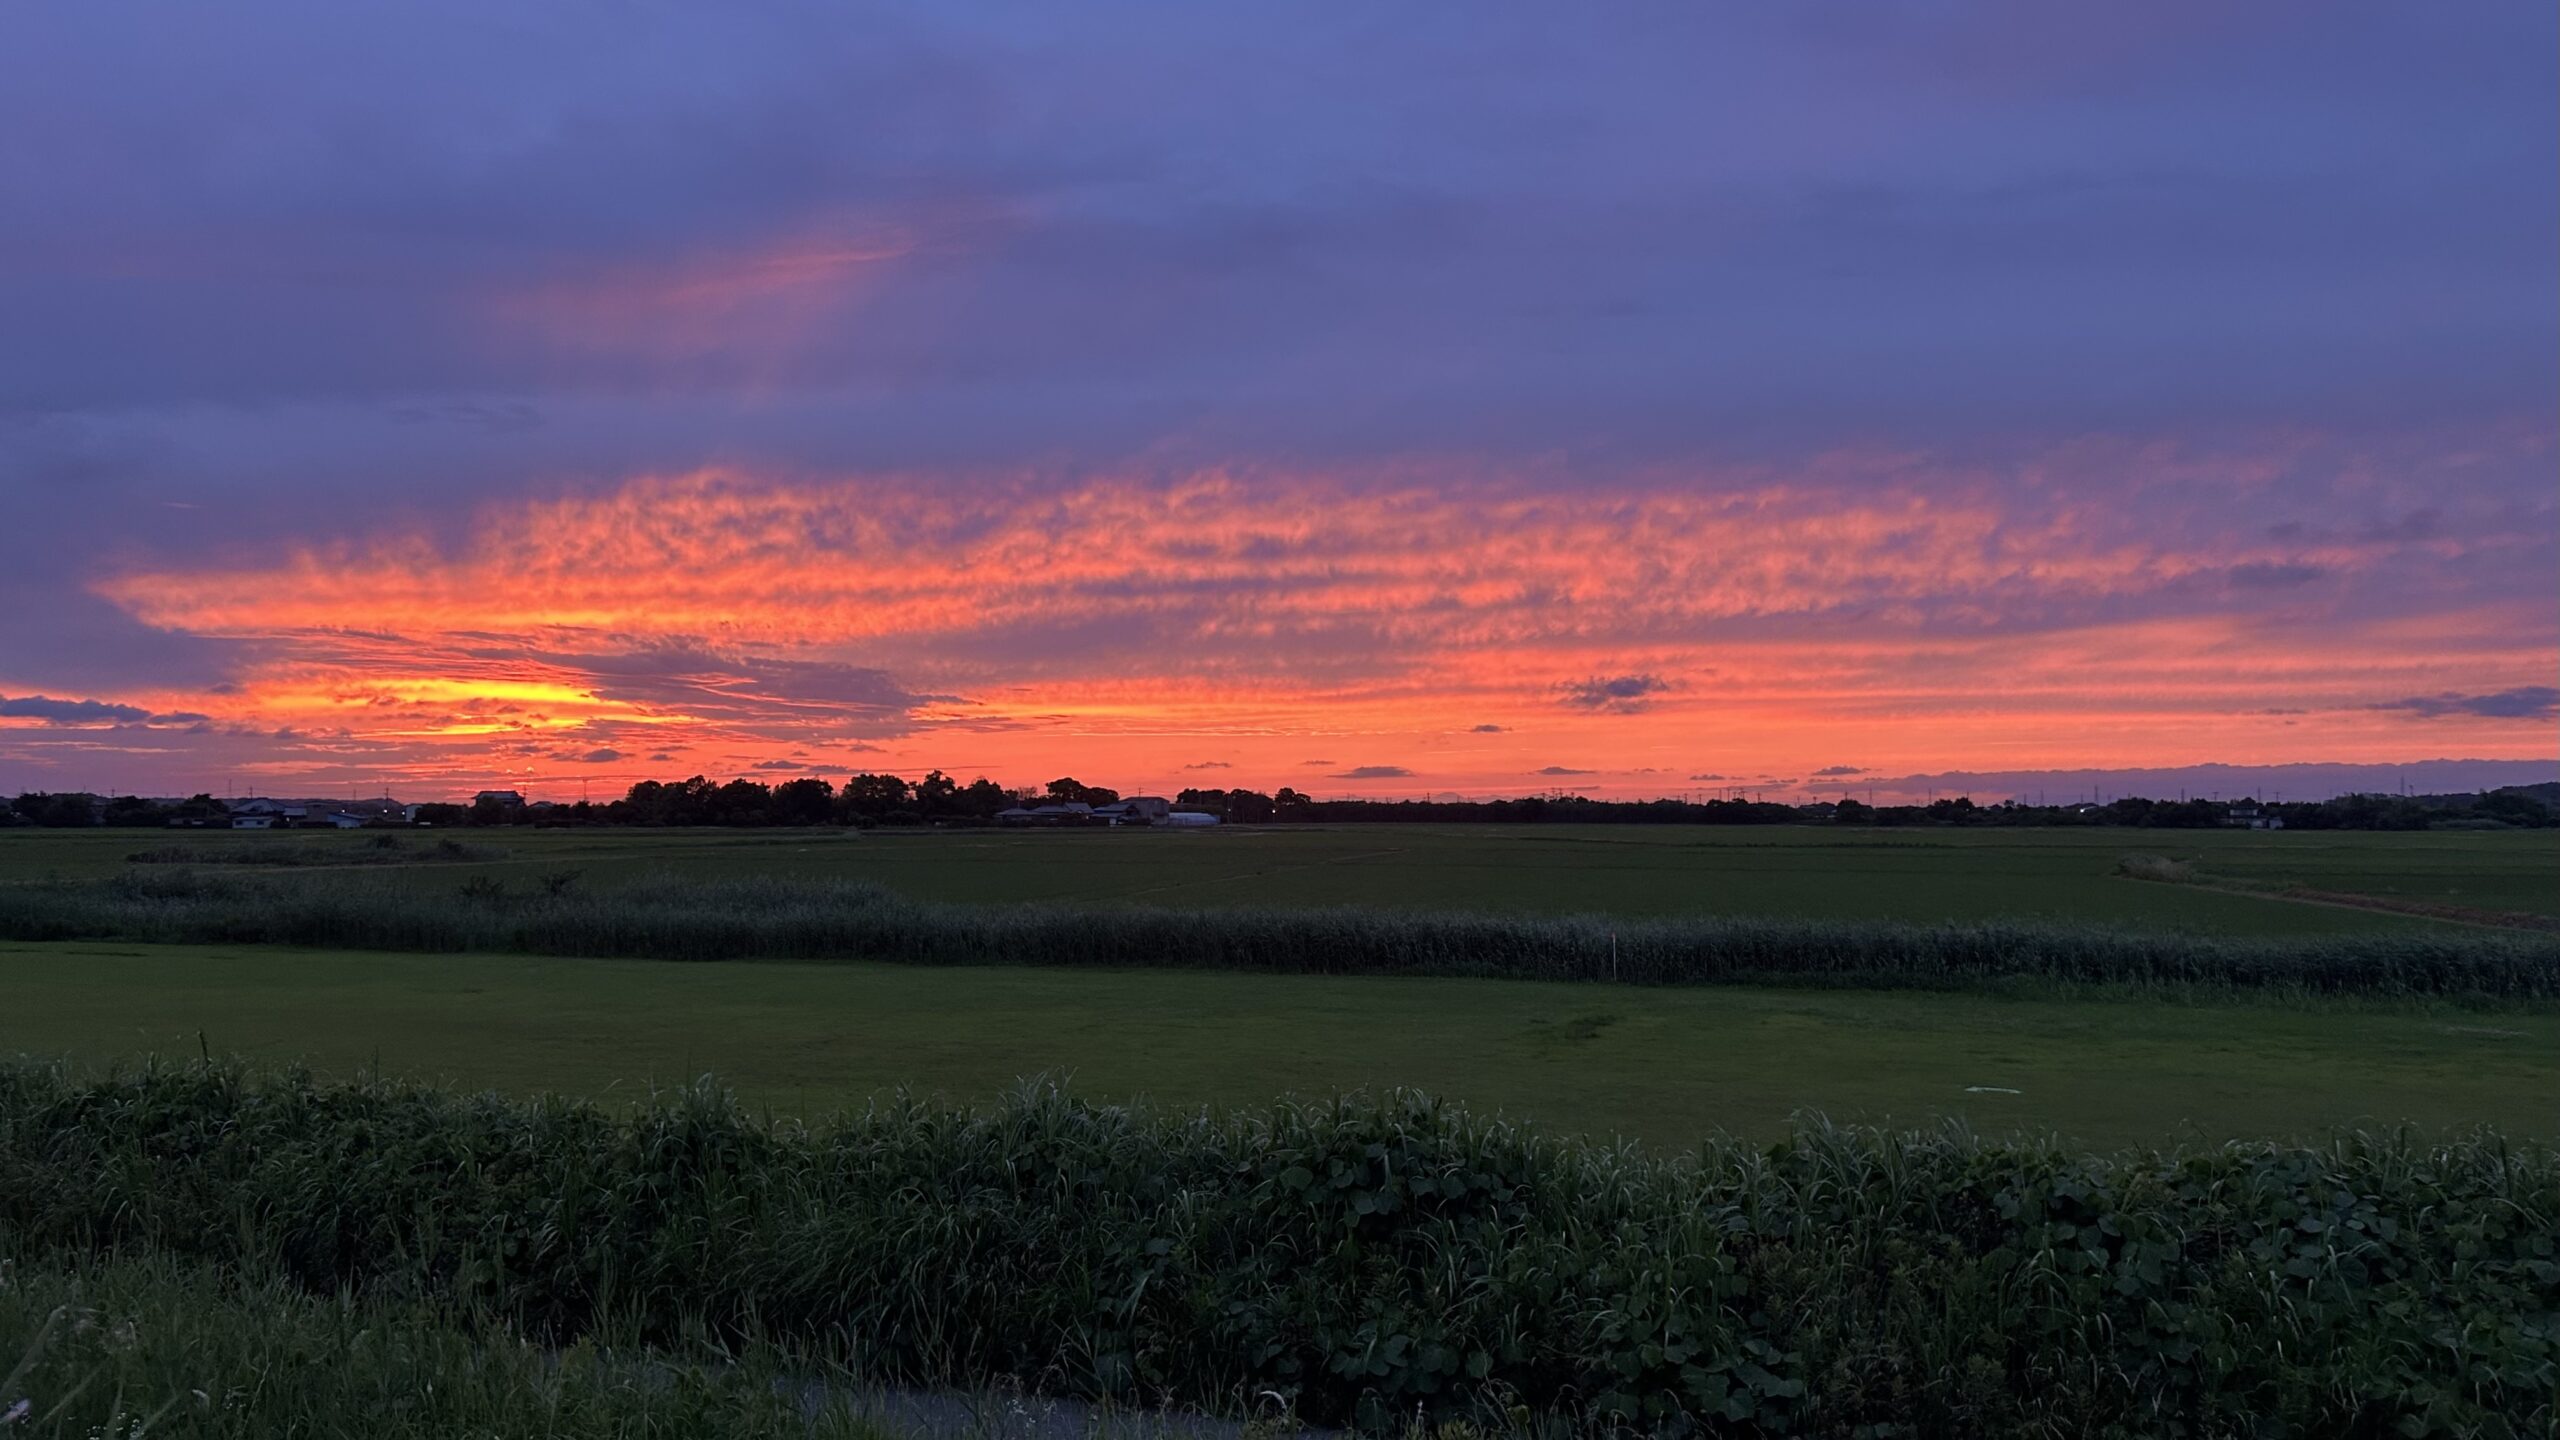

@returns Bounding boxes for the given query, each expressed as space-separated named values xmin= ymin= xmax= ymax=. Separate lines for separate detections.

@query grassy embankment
xmin=2 ymin=1063 xmax=2550 ymax=1436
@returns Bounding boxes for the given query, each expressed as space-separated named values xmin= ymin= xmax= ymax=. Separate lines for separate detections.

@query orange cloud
xmin=74 ymin=461 xmax=2558 ymax=798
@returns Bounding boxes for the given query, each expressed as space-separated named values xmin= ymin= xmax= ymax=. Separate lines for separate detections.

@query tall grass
xmin=0 ymin=1061 xmax=2551 ymax=1435
xmin=4 ymin=867 xmax=2558 ymax=998
xmin=0 ymin=1249 xmax=886 ymax=1439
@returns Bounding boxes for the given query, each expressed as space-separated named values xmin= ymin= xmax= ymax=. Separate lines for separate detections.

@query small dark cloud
xmin=2225 ymin=561 xmax=2326 ymax=589
xmin=2372 ymin=686 xmax=2559 ymax=720
xmin=1300 ymin=759 xmax=1337 ymax=767
xmin=0 ymin=693 xmax=153 ymax=725
xmin=1330 ymin=765 xmax=1414 ymax=780
xmin=749 ymin=759 xmax=805 ymax=771
xmin=1812 ymin=764 xmax=1867 ymax=777
xmin=1468 ymin=724 xmax=1507 ymax=733
xmin=573 ymin=747 xmax=623 ymax=763
xmin=646 ymin=752 xmax=676 ymax=762
xmin=1535 ymin=765 xmax=1594 ymax=776
xmin=1558 ymin=674 xmax=1671 ymax=713
xmin=1182 ymin=760 xmax=1233 ymax=770
xmin=1687 ymin=772 xmax=1728 ymax=781
xmin=2254 ymin=707 xmax=2307 ymax=716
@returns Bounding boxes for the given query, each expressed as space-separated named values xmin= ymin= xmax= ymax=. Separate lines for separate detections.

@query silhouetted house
xmin=1090 ymin=797 xmax=1172 ymax=825
xmin=474 ymin=790 xmax=526 ymax=807
xmin=996 ymin=802 xmax=1101 ymax=826
xmin=227 ymin=798 xmax=307 ymax=826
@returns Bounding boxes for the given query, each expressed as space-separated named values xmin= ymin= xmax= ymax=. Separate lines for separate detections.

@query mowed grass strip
xmin=5 ymin=941 xmax=2553 ymax=1148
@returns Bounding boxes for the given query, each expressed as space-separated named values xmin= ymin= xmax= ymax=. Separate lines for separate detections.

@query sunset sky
xmin=3 ymin=3 xmax=2553 ymax=803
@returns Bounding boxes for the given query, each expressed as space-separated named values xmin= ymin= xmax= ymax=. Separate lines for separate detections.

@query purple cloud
xmin=2372 ymin=687 xmax=2559 ymax=720
xmin=0 ymin=694 xmax=167 ymax=725
xmin=1559 ymin=675 xmax=1672 ymax=713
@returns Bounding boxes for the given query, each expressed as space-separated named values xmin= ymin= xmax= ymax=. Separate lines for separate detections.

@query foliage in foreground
xmin=7 ymin=868 xmax=2560 ymax=998
xmin=0 ymin=1063 xmax=2551 ymax=1436
xmin=0 ymin=1251 xmax=882 ymax=1439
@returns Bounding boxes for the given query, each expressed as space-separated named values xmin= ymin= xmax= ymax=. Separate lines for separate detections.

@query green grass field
xmin=7 ymin=939 xmax=2553 ymax=1149
xmin=4 ymin=824 xmax=2552 ymax=1149
xmin=7 ymin=822 xmax=2554 ymax=929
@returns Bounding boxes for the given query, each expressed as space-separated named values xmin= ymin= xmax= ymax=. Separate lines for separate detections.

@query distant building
xmin=318 ymin=812 xmax=368 ymax=829
xmin=227 ymin=798 xmax=308 ymax=824
xmin=1090 ymin=796 xmax=1172 ymax=824
xmin=996 ymin=802 xmax=1103 ymax=825
xmin=2222 ymin=807 xmax=2284 ymax=830
xmin=473 ymin=790 xmax=526 ymax=807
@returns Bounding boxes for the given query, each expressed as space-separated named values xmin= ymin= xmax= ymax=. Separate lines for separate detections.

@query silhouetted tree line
xmin=7 ymin=780 xmax=2554 ymax=830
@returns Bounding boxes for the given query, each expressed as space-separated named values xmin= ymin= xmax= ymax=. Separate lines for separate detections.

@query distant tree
xmin=914 ymin=769 xmax=959 ymax=818
xmin=410 ymin=802 xmax=468 ymax=827
xmin=840 ymin=773 xmax=912 ymax=820
xmin=1833 ymin=798 xmax=1872 ymax=824
xmin=707 ymin=778 xmax=774 ymax=825
xmin=9 ymin=792 xmax=96 ymax=827
xmin=2479 ymin=789 xmax=2554 ymax=827
xmin=771 ymin=777 xmax=834 ymax=826
xmin=170 ymin=793 xmax=230 ymax=826
xmin=1045 ymin=777 xmax=1118 ymax=806
xmin=1224 ymin=788 xmax=1274 ymax=823
xmin=100 ymin=794 xmax=171 ymax=826
xmin=622 ymin=776 xmax=718 ymax=826
xmin=960 ymin=778 xmax=1012 ymax=818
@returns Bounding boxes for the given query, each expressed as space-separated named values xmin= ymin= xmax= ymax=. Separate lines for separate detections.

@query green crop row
xmin=15 ymin=860 xmax=2560 ymax=999
xmin=0 ymin=1062 xmax=2550 ymax=1435
xmin=4 ymin=867 xmax=2556 ymax=998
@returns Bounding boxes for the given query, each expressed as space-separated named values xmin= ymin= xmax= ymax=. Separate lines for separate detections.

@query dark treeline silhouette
xmin=9 ymin=778 xmax=2554 ymax=830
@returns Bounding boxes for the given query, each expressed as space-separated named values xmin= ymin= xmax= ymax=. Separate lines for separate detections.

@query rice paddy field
xmin=0 ymin=823 xmax=2553 ymax=1147
xmin=5 ymin=939 xmax=2555 ymax=1148
xmin=5 ymin=821 xmax=2555 ymax=927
